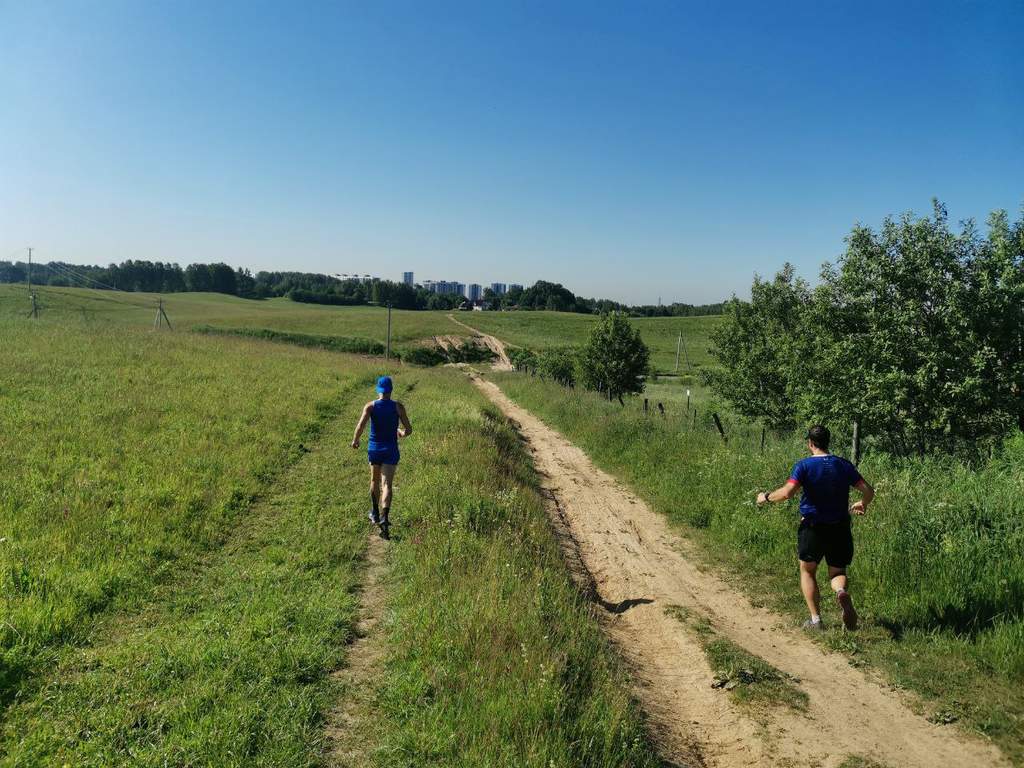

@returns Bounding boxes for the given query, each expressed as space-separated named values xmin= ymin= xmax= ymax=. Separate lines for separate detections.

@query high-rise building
xmin=422 ymin=280 xmax=465 ymax=295
xmin=466 ymin=283 xmax=483 ymax=301
xmin=403 ymin=271 xmax=414 ymax=285
xmin=508 ymin=283 xmax=524 ymax=293
xmin=489 ymin=283 xmax=507 ymax=295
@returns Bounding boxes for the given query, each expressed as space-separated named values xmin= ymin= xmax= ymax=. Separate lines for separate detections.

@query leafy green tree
xmin=578 ymin=312 xmax=650 ymax=403
xmin=706 ymin=201 xmax=1024 ymax=457
xmin=702 ymin=264 xmax=809 ymax=429
xmin=536 ymin=347 xmax=578 ymax=386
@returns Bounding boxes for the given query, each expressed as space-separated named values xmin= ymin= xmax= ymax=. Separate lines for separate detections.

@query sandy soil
xmin=446 ymin=314 xmax=514 ymax=370
xmin=470 ymin=372 xmax=1009 ymax=768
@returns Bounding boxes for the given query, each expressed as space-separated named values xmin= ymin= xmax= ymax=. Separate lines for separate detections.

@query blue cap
xmin=376 ymin=375 xmax=393 ymax=394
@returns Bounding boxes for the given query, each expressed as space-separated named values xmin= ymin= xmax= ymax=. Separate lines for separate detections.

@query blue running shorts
xmin=367 ymin=446 xmax=400 ymax=466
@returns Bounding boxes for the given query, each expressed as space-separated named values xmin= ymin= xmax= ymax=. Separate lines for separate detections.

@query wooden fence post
xmin=712 ymin=413 xmax=727 ymax=444
xmin=643 ymin=398 xmax=648 ymax=414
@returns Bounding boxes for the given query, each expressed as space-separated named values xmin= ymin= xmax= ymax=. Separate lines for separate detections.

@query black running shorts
xmin=797 ymin=519 xmax=854 ymax=568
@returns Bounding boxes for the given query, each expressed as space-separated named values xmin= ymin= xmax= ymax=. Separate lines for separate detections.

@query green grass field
xmin=0 ymin=285 xmax=721 ymax=373
xmin=0 ymin=309 xmax=657 ymax=766
xmin=0 ymin=285 xmax=465 ymax=346
xmin=490 ymin=370 xmax=1024 ymax=762
xmin=460 ymin=309 xmax=722 ymax=372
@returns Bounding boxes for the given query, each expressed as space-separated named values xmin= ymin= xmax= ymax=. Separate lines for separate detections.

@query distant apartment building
xmin=508 ymin=283 xmax=523 ymax=293
xmin=403 ymin=271 xmax=414 ymax=285
xmin=489 ymin=282 xmax=507 ymax=295
xmin=466 ymin=283 xmax=483 ymax=301
xmin=422 ymin=280 xmax=465 ymax=296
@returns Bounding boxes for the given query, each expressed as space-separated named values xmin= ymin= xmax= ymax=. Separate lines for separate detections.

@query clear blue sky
xmin=2 ymin=1 xmax=1021 ymax=304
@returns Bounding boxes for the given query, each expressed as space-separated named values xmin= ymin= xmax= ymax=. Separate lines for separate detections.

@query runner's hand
xmin=351 ymin=439 xmax=359 ymax=449
xmin=756 ymin=492 xmax=769 ymax=505
xmin=850 ymin=500 xmax=867 ymax=515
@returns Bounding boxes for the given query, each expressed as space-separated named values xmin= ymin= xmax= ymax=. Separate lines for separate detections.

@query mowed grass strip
xmin=0 ymin=408 xmax=368 ymax=767
xmin=491 ymin=371 xmax=1024 ymax=762
xmin=0 ymin=318 xmax=362 ymax=706
xmin=370 ymin=387 xmax=659 ymax=767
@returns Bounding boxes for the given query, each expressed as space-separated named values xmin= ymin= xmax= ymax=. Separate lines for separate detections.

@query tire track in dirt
xmin=446 ymin=314 xmax=514 ymax=370
xmin=470 ymin=372 xmax=1009 ymax=768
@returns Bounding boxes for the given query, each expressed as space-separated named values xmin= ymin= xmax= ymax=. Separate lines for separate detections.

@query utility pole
xmin=27 ymin=247 xmax=38 ymax=319
xmin=385 ymin=302 xmax=392 ymax=361
xmin=153 ymin=297 xmax=172 ymax=330
xmin=674 ymin=332 xmax=682 ymax=373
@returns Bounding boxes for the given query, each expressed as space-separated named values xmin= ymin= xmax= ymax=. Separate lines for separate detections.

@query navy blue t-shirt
xmin=788 ymin=455 xmax=862 ymax=524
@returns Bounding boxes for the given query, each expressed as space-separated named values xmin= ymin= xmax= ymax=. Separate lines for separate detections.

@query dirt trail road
xmin=446 ymin=314 xmax=513 ymax=370
xmin=326 ymin=533 xmax=389 ymax=767
xmin=470 ymin=372 xmax=1008 ymax=768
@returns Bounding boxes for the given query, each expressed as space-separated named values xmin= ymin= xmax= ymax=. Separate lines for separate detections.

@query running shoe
xmin=837 ymin=591 xmax=858 ymax=630
xmin=802 ymin=619 xmax=824 ymax=632
xmin=369 ymin=510 xmax=380 ymax=525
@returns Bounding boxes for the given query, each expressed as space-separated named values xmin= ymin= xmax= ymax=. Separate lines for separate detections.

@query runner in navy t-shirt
xmin=756 ymin=425 xmax=874 ymax=631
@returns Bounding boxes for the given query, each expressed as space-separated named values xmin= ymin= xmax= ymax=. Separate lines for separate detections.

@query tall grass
xmin=492 ymin=370 xmax=1024 ymax=761
xmin=2 ymin=316 xmax=657 ymax=765
xmin=368 ymin=376 xmax=658 ymax=766
xmin=0 ymin=318 xmax=363 ymax=707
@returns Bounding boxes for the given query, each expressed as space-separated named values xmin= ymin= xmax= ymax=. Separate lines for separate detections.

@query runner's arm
xmin=397 ymin=402 xmax=412 ymax=438
xmin=351 ymin=402 xmax=372 ymax=448
xmin=757 ymin=480 xmax=799 ymax=505
xmin=850 ymin=478 xmax=874 ymax=515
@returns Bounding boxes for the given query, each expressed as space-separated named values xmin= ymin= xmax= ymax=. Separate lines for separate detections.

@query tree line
xmin=0 ymin=259 xmax=723 ymax=316
xmin=704 ymin=201 xmax=1024 ymax=458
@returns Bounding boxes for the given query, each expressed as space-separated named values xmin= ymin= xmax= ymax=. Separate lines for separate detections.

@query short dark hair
xmin=806 ymin=425 xmax=831 ymax=450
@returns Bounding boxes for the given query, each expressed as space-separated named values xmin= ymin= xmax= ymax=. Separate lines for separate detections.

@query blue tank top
xmin=368 ymin=399 xmax=399 ymax=450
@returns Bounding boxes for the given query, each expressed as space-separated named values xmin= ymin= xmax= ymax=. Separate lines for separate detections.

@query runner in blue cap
xmin=351 ymin=375 xmax=412 ymax=539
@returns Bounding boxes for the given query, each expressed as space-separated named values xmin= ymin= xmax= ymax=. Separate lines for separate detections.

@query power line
xmin=43 ymin=259 xmax=120 ymax=292
xmin=35 ymin=286 xmax=153 ymax=310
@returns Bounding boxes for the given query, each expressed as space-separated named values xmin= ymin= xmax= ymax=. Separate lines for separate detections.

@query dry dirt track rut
xmin=446 ymin=314 xmax=513 ymax=370
xmin=470 ymin=373 xmax=1009 ymax=768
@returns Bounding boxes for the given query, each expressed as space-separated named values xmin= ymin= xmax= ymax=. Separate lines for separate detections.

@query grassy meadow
xmin=490 ymin=370 xmax=1024 ymax=761
xmin=461 ymin=309 xmax=722 ymax=372
xmin=0 ymin=284 xmax=722 ymax=373
xmin=0 ymin=284 xmax=465 ymax=346
xmin=0 ymin=308 xmax=657 ymax=766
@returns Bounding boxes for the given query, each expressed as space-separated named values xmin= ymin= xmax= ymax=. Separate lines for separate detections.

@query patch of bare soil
xmin=470 ymin=372 xmax=1009 ymax=768
xmin=446 ymin=314 xmax=514 ymax=370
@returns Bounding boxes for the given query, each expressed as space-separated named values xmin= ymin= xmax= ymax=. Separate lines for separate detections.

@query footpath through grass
xmin=491 ymin=370 xmax=1024 ymax=763
xmin=2 ymin=315 xmax=658 ymax=765
xmin=0 ymin=317 xmax=360 ymax=709
xmin=366 ymin=375 xmax=659 ymax=767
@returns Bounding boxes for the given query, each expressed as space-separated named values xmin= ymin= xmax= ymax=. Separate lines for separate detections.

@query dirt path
xmin=446 ymin=313 xmax=513 ymax=370
xmin=470 ymin=372 xmax=1009 ymax=768
xmin=326 ymin=532 xmax=389 ymax=768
